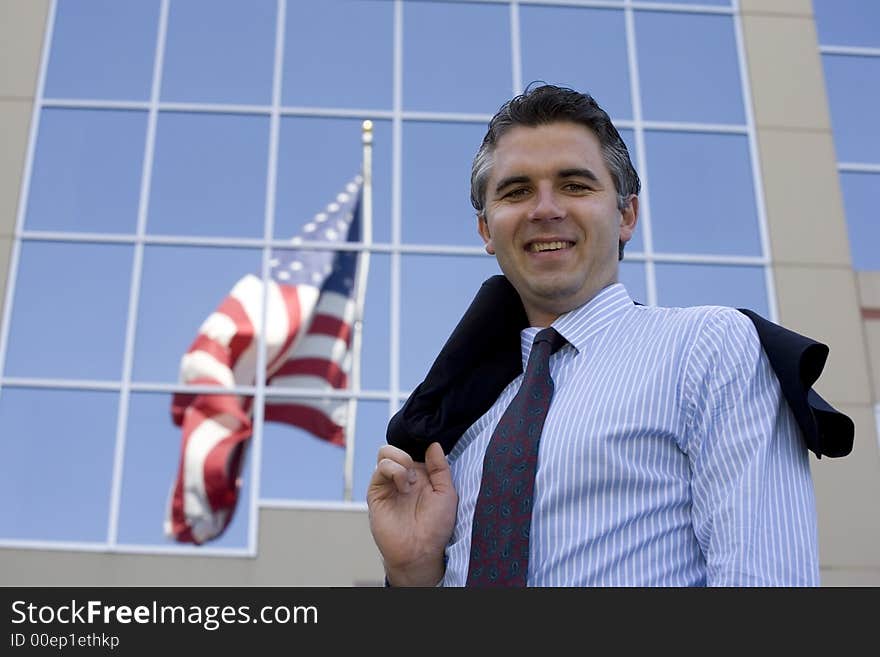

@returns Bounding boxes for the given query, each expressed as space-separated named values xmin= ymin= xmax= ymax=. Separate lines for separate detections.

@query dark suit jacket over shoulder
xmin=387 ymin=275 xmax=854 ymax=461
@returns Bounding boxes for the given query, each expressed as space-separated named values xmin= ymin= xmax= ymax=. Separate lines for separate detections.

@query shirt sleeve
xmin=683 ymin=308 xmax=820 ymax=586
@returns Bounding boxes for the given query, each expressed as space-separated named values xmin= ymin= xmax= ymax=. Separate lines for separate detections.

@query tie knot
xmin=533 ymin=327 xmax=566 ymax=354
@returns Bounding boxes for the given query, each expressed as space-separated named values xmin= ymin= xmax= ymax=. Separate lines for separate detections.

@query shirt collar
xmin=520 ymin=283 xmax=634 ymax=364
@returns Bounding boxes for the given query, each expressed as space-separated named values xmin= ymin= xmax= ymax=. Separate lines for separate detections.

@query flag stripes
xmin=167 ymin=177 xmax=364 ymax=544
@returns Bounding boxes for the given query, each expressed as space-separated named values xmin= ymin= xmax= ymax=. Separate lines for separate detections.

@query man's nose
xmin=528 ymin=185 xmax=564 ymax=221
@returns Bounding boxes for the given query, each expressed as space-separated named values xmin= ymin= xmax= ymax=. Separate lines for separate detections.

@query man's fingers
xmin=424 ymin=442 xmax=454 ymax=492
xmin=375 ymin=444 xmax=415 ymax=469
xmin=375 ymin=457 xmax=417 ymax=494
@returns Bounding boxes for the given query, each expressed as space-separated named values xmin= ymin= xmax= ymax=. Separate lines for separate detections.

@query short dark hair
xmin=470 ymin=83 xmax=641 ymax=260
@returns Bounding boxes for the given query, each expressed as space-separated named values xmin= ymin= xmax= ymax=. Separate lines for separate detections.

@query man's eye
xmin=563 ymin=183 xmax=589 ymax=192
xmin=503 ymin=188 xmax=529 ymax=199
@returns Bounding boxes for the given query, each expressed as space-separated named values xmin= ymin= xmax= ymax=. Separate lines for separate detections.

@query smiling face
xmin=478 ymin=121 xmax=638 ymax=327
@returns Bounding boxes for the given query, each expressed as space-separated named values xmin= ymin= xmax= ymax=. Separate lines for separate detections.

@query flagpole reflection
xmin=343 ymin=120 xmax=373 ymax=502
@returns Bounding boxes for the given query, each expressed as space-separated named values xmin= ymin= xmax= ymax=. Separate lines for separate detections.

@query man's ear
xmin=619 ymin=195 xmax=639 ymax=246
xmin=477 ymin=214 xmax=495 ymax=255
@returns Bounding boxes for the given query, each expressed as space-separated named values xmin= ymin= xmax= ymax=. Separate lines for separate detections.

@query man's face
xmin=478 ymin=121 xmax=638 ymax=327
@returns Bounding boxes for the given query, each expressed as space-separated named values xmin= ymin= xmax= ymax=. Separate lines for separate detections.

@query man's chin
xmin=521 ymin=281 xmax=585 ymax=313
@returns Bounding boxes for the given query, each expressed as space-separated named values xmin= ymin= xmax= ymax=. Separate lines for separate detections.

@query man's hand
xmin=367 ymin=442 xmax=458 ymax=586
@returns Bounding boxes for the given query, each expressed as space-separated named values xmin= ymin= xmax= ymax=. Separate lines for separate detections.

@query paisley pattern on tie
xmin=466 ymin=327 xmax=566 ymax=587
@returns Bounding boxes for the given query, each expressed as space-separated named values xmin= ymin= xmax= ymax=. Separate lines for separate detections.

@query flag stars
xmin=324 ymin=228 xmax=338 ymax=240
xmin=269 ymin=257 xmax=280 ymax=268
xmin=311 ymin=272 xmax=323 ymax=284
xmin=290 ymin=261 xmax=303 ymax=272
xmin=326 ymin=202 xmax=340 ymax=213
xmin=277 ymin=270 xmax=290 ymax=281
xmin=303 ymin=223 xmax=317 ymax=233
xmin=314 ymin=212 xmax=328 ymax=223
xmin=337 ymin=192 xmax=349 ymax=203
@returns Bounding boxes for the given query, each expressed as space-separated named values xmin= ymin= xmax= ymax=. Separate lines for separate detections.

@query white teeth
xmin=530 ymin=240 xmax=571 ymax=253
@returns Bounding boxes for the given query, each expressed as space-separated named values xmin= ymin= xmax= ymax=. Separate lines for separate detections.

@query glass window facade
xmin=44 ymin=0 xmax=160 ymax=101
xmin=636 ymin=11 xmax=744 ymax=125
xmin=26 ymin=108 xmax=147 ymax=233
xmin=815 ymin=0 xmax=880 ymax=271
xmin=1 ymin=0 xmax=773 ymax=552
xmin=520 ymin=5 xmax=631 ymax=121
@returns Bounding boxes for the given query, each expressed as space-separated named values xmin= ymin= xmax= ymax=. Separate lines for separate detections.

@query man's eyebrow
xmin=558 ymin=167 xmax=600 ymax=182
xmin=494 ymin=175 xmax=531 ymax=194
xmin=493 ymin=168 xmax=601 ymax=195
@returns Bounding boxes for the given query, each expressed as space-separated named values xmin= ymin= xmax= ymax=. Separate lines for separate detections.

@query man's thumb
xmin=424 ymin=442 xmax=453 ymax=491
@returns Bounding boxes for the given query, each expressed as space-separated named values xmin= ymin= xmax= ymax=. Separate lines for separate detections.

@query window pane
xmin=148 ymin=112 xmax=269 ymax=238
xmin=619 ymin=261 xmax=647 ymax=305
xmin=814 ymin=0 xmax=880 ymax=48
xmin=117 ymin=392 xmax=251 ymax=548
xmin=161 ymin=0 xmax=276 ymax=104
xmin=840 ymin=172 xmax=880 ymax=271
xmin=404 ymin=2 xmax=511 ymax=113
xmin=402 ymin=121 xmax=486 ymax=245
xmin=260 ymin=398 xmax=387 ymax=502
xmin=823 ymin=55 xmax=880 ymax=163
xmin=655 ymin=263 xmax=768 ymax=317
xmin=5 ymin=242 xmax=132 ymax=380
xmin=283 ymin=0 xmax=393 ymax=109
xmin=260 ymin=404 xmax=344 ymax=501
xmin=400 ymin=255 xmax=501 ymax=392
xmin=26 ymin=108 xmax=146 ymax=233
xmin=645 ymin=131 xmax=760 ymax=256
xmin=520 ymin=5 xmax=631 ymax=120
xmin=636 ymin=12 xmax=744 ymax=124
xmin=0 ymin=388 xmax=118 ymax=542
xmin=44 ymin=0 xmax=159 ymax=101
xmin=352 ymin=400 xmax=391 ymax=503
xmin=132 ymin=245 xmax=261 ymax=383
xmin=276 ymin=117 xmax=392 ymax=244
xmin=361 ymin=254 xmax=390 ymax=392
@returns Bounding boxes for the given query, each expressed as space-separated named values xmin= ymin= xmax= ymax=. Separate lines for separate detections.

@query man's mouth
xmin=528 ymin=240 xmax=574 ymax=253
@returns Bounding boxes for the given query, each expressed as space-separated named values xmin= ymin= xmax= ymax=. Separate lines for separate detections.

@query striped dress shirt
xmin=441 ymin=283 xmax=819 ymax=586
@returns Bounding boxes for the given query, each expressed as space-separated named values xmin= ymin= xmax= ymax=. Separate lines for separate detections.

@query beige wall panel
xmin=252 ymin=508 xmax=383 ymax=586
xmin=0 ymin=99 xmax=34 ymax=237
xmin=739 ymin=0 xmax=813 ymax=17
xmin=773 ymin=265 xmax=871 ymax=405
xmin=0 ymin=508 xmax=381 ymax=586
xmin=862 ymin=320 xmax=880 ymax=403
xmin=0 ymin=0 xmax=49 ymax=99
xmin=820 ymin=568 xmax=880 ymax=587
xmin=0 ymin=548 xmax=255 ymax=586
xmin=811 ymin=404 xmax=880 ymax=568
xmin=857 ymin=272 xmax=880 ymax=309
xmin=757 ymin=128 xmax=850 ymax=267
xmin=741 ymin=14 xmax=830 ymax=131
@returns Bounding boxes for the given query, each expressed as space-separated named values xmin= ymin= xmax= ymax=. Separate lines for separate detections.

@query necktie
xmin=466 ymin=326 xmax=566 ymax=587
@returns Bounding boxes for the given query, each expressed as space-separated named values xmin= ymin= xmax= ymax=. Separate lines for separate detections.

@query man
xmin=367 ymin=84 xmax=823 ymax=586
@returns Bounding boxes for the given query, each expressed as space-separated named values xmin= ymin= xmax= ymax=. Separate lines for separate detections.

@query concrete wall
xmin=740 ymin=0 xmax=880 ymax=585
xmin=1 ymin=508 xmax=384 ymax=586
xmin=0 ymin=0 xmax=48 ymax=312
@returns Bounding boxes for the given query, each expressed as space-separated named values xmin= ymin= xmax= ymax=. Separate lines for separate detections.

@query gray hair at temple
xmin=470 ymin=83 xmax=641 ymax=260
